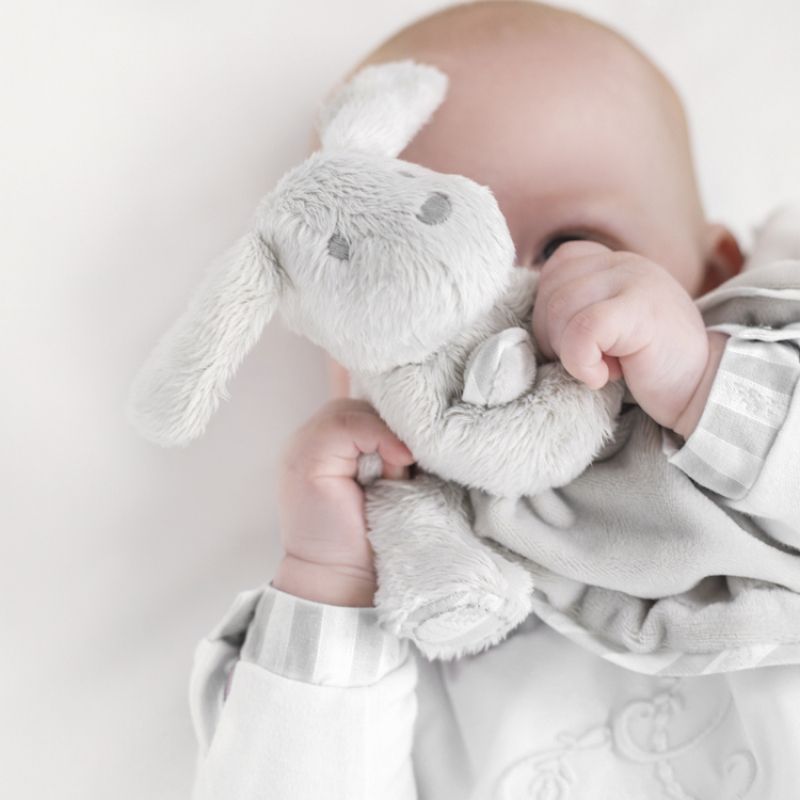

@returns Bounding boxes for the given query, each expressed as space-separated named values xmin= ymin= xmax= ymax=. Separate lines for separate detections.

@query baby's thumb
xmin=376 ymin=430 xmax=414 ymax=480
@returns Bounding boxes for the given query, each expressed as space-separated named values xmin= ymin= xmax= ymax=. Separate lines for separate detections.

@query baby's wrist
xmin=272 ymin=554 xmax=377 ymax=607
xmin=671 ymin=331 xmax=729 ymax=440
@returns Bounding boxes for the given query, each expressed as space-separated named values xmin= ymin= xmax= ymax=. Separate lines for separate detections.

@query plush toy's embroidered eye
xmin=398 ymin=170 xmax=416 ymax=178
xmin=327 ymin=232 xmax=350 ymax=260
xmin=416 ymin=192 xmax=451 ymax=225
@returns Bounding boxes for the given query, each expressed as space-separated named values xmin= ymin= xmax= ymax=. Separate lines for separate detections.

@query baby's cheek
xmin=328 ymin=358 xmax=350 ymax=398
xmin=651 ymin=242 xmax=706 ymax=298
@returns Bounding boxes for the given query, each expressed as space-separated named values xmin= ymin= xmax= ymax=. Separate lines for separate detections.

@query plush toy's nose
xmin=416 ymin=192 xmax=451 ymax=225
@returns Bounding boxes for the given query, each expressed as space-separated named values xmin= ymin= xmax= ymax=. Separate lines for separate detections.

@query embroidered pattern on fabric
xmin=723 ymin=372 xmax=788 ymax=427
xmin=492 ymin=679 xmax=757 ymax=800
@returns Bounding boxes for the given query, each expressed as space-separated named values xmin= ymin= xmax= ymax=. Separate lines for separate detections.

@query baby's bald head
xmin=317 ymin=1 xmax=742 ymax=305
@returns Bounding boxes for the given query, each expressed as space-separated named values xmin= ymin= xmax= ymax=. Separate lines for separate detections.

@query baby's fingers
xmin=290 ymin=402 xmax=414 ymax=480
xmin=558 ymin=295 xmax=647 ymax=389
xmin=535 ymin=268 xmax=623 ymax=361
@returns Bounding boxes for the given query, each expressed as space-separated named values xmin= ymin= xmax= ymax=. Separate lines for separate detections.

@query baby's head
xmin=322 ymin=0 xmax=744 ymax=393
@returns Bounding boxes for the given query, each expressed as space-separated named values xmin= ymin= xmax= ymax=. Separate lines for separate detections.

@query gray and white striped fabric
xmin=240 ymin=584 xmax=406 ymax=687
xmin=668 ymin=323 xmax=800 ymax=500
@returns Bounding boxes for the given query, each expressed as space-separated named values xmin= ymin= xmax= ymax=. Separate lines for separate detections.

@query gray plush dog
xmin=128 ymin=60 xmax=623 ymax=659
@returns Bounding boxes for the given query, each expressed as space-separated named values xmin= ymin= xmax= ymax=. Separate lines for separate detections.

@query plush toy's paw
xmin=462 ymin=327 xmax=537 ymax=407
xmin=366 ymin=472 xmax=535 ymax=661
xmin=355 ymin=451 xmax=383 ymax=486
xmin=399 ymin=552 xmax=534 ymax=661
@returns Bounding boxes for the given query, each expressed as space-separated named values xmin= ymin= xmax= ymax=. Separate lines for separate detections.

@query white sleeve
xmin=668 ymin=322 xmax=800 ymax=546
xmin=189 ymin=583 xmax=419 ymax=800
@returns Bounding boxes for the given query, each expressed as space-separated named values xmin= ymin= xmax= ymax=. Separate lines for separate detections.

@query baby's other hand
xmin=531 ymin=241 xmax=709 ymax=430
xmin=273 ymin=399 xmax=414 ymax=606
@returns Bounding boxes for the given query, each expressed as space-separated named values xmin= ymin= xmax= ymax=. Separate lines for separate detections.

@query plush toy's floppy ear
xmin=127 ymin=232 xmax=282 ymax=446
xmin=317 ymin=59 xmax=448 ymax=157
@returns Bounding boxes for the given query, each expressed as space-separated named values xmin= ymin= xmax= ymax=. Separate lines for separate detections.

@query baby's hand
xmin=531 ymin=241 xmax=710 ymax=431
xmin=273 ymin=399 xmax=415 ymax=606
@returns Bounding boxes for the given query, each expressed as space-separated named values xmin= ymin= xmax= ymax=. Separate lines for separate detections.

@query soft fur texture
xmin=128 ymin=60 xmax=623 ymax=659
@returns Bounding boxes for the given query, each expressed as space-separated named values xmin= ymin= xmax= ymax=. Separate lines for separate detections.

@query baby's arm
xmin=190 ymin=400 xmax=420 ymax=800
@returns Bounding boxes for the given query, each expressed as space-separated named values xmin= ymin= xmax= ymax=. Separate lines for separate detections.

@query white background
xmin=3 ymin=1 xmax=799 ymax=797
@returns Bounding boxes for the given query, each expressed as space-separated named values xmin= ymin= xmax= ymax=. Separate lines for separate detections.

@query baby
xmin=189 ymin=2 xmax=800 ymax=798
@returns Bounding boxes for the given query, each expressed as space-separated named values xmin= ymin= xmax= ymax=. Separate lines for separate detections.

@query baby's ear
xmin=127 ymin=232 xmax=283 ymax=446
xmin=698 ymin=223 xmax=744 ymax=294
xmin=317 ymin=59 xmax=448 ymax=157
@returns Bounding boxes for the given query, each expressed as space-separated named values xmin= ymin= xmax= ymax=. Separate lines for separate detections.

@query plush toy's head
xmin=258 ymin=149 xmax=513 ymax=373
xmin=128 ymin=60 xmax=515 ymax=446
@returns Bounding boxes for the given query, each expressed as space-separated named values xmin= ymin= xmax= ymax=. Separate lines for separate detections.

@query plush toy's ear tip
xmin=126 ymin=361 xmax=209 ymax=448
xmin=126 ymin=232 xmax=282 ymax=447
xmin=317 ymin=59 xmax=449 ymax=157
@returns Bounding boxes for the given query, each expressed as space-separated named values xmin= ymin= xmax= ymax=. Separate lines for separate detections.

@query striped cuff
xmin=239 ymin=583 xmax=408 ymax=687
xmin=669 ymin=333 xmax=800 ymax=499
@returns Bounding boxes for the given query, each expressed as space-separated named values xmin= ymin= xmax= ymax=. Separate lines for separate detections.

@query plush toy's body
xmin=355 ymin=270 xmax=621 ymax=500
xmin=128 ymin=60 xmax=621 ymax=660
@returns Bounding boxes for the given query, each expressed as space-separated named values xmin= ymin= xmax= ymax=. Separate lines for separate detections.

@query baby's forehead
xmin=354 ymin=2 xmax=686 ymax=148
xmin=395 ymin=43 xmax=684 ymax=196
